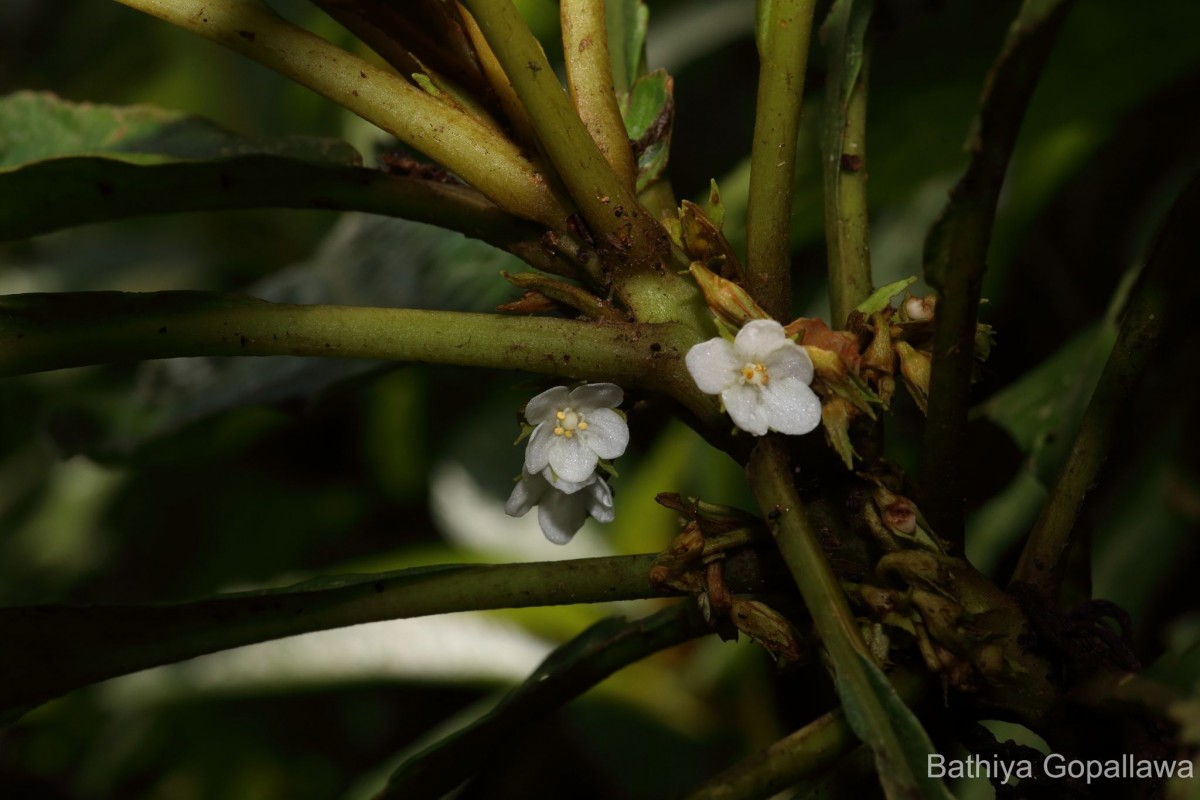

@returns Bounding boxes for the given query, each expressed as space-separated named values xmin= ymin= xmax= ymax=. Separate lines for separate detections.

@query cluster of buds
xmin=650 ymin=494 xmax=807 ymax=663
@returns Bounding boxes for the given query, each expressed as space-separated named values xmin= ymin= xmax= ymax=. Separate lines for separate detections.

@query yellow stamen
xmin=554 ymin=426 xmax=565 ymax=436
xmin=740 ymin=362 xmax=770 ymax=386
xmin=564 ymin=430 xmax=574 ymax=438
xmin=578 ymin=421 xmax=588 ymax=430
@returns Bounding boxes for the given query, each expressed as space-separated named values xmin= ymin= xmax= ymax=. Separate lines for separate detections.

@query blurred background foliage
xmin=0 ymin=0 xmax=1198 ymax=797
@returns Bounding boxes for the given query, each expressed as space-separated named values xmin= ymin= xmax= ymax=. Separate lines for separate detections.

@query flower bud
xmin=894 ymin=341 xmax=932 ymax=413
xmin=688 ymin=261 xmax=771 ymax=329
xmin=902 ymin=294 xmax=937 ymax=322
xmin=730 ymin=599 xmax=806 ymax=662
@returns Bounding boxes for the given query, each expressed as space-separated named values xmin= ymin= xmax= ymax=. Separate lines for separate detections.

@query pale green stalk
xmin=0 ymin=550 xmax=779 ymax=720
xmin=822 ymin=0 xmax=875 ymax=327
xmin=747 ymin=438 xmax=950 ymax=799
xmin=745 ymin=0 xmax=818 ymax=321
xmin=114 ymin=0 xmax=566 ymax=227
xmin=562 ymin=0 xmax=638 ymax=188
xmin=459 ymin=0 xmax=662 ymax=262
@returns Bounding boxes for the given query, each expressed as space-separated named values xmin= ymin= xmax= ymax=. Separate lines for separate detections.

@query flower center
xmin=740 ymin=362 xmax=770 ymax=386
xmin=553 ymin=408 xmax=588 ymax=439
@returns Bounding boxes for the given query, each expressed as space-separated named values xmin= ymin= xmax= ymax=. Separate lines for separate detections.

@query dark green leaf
xmin=606 ymin=0 xmax=649 ymax=97
xmin=0 ymin=92 xmax=511 ymax=241
xmin=379 ymin=603 xmax=707 ymax=799
xmin=622 ymin=69 xmax=673 ymax=192
xmin=836 ymin=651 xmax=955 ymax=800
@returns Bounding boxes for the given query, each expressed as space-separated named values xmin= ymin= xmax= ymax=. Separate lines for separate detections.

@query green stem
xmin=0 ymin=290 xmax=671 ymax=382
xmin=918 ymin=0 xmax=1074 ymax=545
xmin=0 ymin=550 xmax=779 ymax=721
xmin=2 ymin=158 xmax=553 ymax=267
xmin=747 ymin=438 xmax=949 ymax=799
xmin=683 ymin=670 xmax=924 ymax=800
xmin=748 ymin=438 xmax=869 ymax=659
xmin=309 ymin=0 xmax=496 ymax=111
xmin=114 ymin=0 xmax=566 ymax=227
xmin=561 ymin=0 xmax=638 ymax=189
xmin=0 ymin=290 xmax=725 ymax=430
xmin=459 ymin=0 xmax=666 ymax=267
xmin=1010 ymin=175 xmax=1200 ymax=594
xmin=745 ymin=0 xmax=818 ymax=322
xmin=821 ymin=0 xmax=875 ymax=327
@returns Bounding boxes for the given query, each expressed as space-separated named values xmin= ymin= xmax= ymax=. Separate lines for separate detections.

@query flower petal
xmin=504 ymin=471 xmax=545 ymax=517
xmin=764 ymin=340 xmax=814 ymax=385
xmin=547 ymin=435 xmax=598 ymax=483
xmin=524 ymin=385 xmax=570 ymax=424
xmin=722 ymin=383 xmax=770 ymax=436
xmin=685 ymin=338 xmax=739 ymax=394
xmin=761 ymin=376 xmax=823 ymax=435
xmin=568 ymin=382 xmax=623 ymax=411
xmin=537 ymin=490 xmax=589 ymax=544
xmin=734 ymin=319 xmax=789 ymax=362
xmin=579 ymin=407 xmax=629 ymax=460
xmin=584 ymin=478 xmax=615 ymax=523
xmin=524 ymin=422 xmax=555 ymax=474
xmin=541 ymin=467 xmax=592 ymax=495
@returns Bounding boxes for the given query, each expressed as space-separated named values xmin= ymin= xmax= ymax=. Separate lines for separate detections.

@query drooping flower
xmin=523 ymin=383 xmax=629 ymax=483
xmin=505 ymin=468 xmax=615 ymax=545
xmin=685 ymin=319 xmax=822 ymax=436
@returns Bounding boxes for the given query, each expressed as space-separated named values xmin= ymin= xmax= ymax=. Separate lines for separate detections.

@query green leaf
xmin=837 ymin=651 xmax=956 ymax=800
xmin=0 ymin=92 xmax=476 ymax=240
xmin=621 ymin=69 xmax=674 ymax=192
xmin=0 ymin=91 xmax=359 ymax=167
xmin=975 ymin=323 xmax=1115 ymax=484
xmin=606 ymin=0 xmax=649 ymax=97
xmin=855 ymin=276 xmax=917 ymax=315
xmin=378 ymin=603 xmax=706 ymax=799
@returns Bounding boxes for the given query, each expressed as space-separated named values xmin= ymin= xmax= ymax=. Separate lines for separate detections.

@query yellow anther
xmin=578 ymin=421 xmax=588 ymax=430
xmin=741 ymin=362 xmax=769 ymax=386
xmin=564 ymin=430 xmax=574 ymax=438
xmin=556 ymin=410 xmax=566 ymax=420
xmin=554 ymin=426 xmax=565 ymax=436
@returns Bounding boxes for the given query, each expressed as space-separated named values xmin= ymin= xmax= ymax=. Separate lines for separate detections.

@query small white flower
xmin=504 ymin=469 xmax=615 ymax=545
xmin=523 ymin=383 xmax=629 ymax=483
xmin=685 ymin=319 xmax=822 ymax=436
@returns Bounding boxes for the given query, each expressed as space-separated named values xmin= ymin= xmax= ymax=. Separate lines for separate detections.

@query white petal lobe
xmin=569 ymin=383 xmax=623 ymax=411
xmin=579 ymin=408 xmax=629 ymax=460
xmin=722 ymin=384 xmax=770 ymax=436
xmin=761 ymin=377 xmax=822 ymax=435
xmin=734 ymin=320 xmax=789 ymax=362
xmin=524 ymin=423 xmax=555 ymax=474
xmin=524 ymin=385 xmax=570 ymax=424
xmin=547 ymin=436 xmax=598 ymax=483
xmin=686 ymin=338 xmax=739 ymax=394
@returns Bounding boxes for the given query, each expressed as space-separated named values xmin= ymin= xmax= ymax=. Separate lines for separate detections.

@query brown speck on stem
xmin=237 ymin=30 xmax=255 ymax=41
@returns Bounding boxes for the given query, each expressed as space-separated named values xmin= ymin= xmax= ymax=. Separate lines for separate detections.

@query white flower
xmin=504 ymin=469 xmax=615 ymax=545
xmin=685 ymin=319 xmax=822 ymax=436
xmin=523 ymin=383 xmax=629 ymax=483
